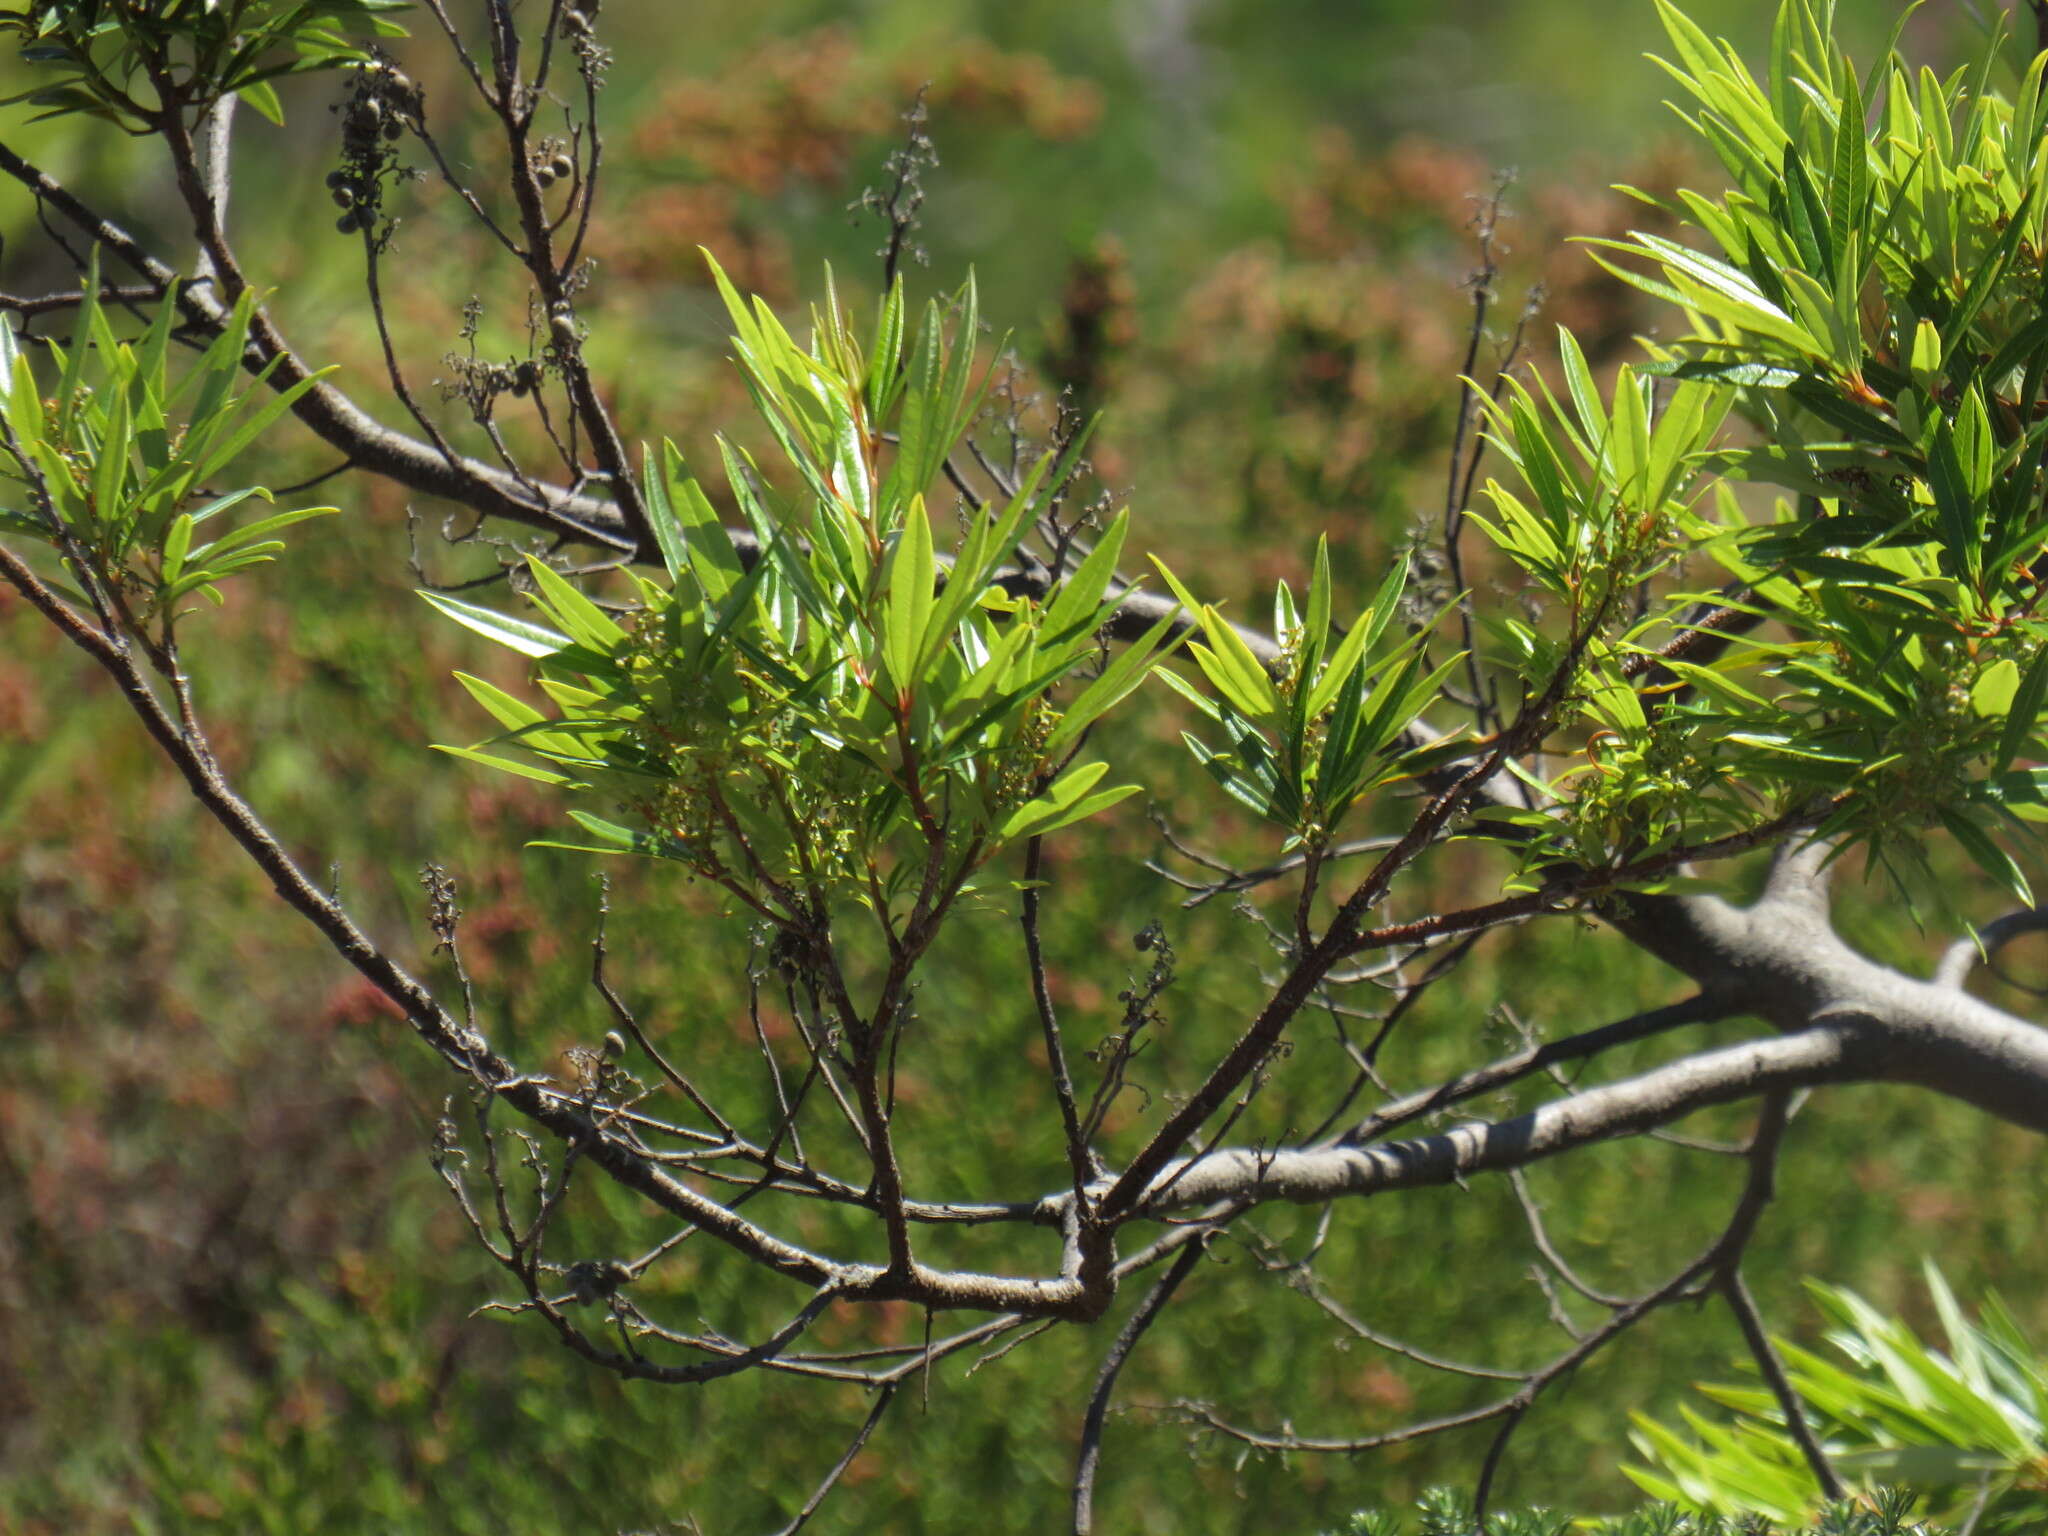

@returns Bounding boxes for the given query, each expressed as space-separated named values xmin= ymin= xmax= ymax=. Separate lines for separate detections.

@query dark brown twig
xmin=1072 ymin=1242 xmax=1202 ymax=1536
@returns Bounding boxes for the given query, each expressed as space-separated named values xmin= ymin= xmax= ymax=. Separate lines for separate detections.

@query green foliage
xmin=1473 ymin=332 xmax=1733 ymax=619
xmin=1154 ymin=542 xmax=1457 ymax=844
xmin=1324 ymin=1485 xmax=1937 ymax=1535
xmin=1629 ymin=1265 xmax=2048 ymax=1530
xmin=0 ymin=0 xmax=408 ymax=127
xmin=429 ymin=258 xmax=1173 ymax=911
xmin=1465 ymin=0 xmax=2048 ymax=903
xmin=0 ymin=256 xmax=335 ymax=627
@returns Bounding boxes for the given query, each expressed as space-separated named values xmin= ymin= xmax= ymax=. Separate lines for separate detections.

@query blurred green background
xmin=5 ymin=2 xmax=2048 ymax=1533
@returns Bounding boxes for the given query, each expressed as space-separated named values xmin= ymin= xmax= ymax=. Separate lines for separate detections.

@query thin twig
xmin=1072 ymin=1242 xmax=1202 ymax=1536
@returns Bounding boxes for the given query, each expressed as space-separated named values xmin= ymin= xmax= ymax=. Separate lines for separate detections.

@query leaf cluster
xmin=1630 ymin=1264 xmax=2048 ymax=1531
xmin=1156 ymin=541 xmax=1458 ymax=847
xmin=0 ymin=256 xmax=335 ymax=630
xmin=0 ymin=0 xmax=408 ymax=128
xmin=430 ymin=258 xmax=1175 ymax=914
xmin=1467 ymin=0 xmax=2048 ymax=901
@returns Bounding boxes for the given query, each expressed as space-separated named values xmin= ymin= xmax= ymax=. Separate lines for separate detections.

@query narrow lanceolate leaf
xmin=866 ymin=277 xmax=906 ymax=419
xmin=1307 ymin=559 xmax=1407 ymax=718
xmin=881 ymin=496 xmax=935 ymax=699
xmin=0 ymin=291 xmax=18 ymax=399
xmin=919 ymin=453 xmax=1050 ymax=663
xmin=1974 ymin=767 xmax=2048 ymax=807
xmin=1925 ymin=421 xmax=1985 ymax=586
xmin=1302 ymin=536 xmax=1333 ymax=679
xmin=692 ymin=526 xmax=785 ymax=665
xmin=938 ymin=272 xmax=984 ymax=445
xmin=641 ymin=439 xmax=689 ymax=582
xmin=546 ymin=809 xmax=687 ymax=861
xmin=1827 ymin=62 xmax=1865 ymax=266
xmin=1041 ymin=513 xmax=1133 ymax=650
xmin=889 ymin=298 xmax=945 ymax=507
xmin=160 ymin=512 xmax=193 ymax=584
xmin=1556 ymin=327 xmax=1609 ymax=451
xmin=1510 ymin=396 xmax=1576 ymax=534
xmin=58 ymin=248 xmax=97 ymax=434
xmin=91 ymin=380 xmax=131 ymax=539
xmin=192 ymin=371 xmax=331 ymax=484
xmin=1191 ymin=627 xmax=1280 ymax=723
xmin=452 ymin=672 xmax=589 ymax=760
xmin=998 ymin=759 xmax=1135 ymax=842
xmin=197 ymin=505 xmax=335 ymax=560
xmin=429 ymin=744 xmax=574 ymax=786
xmin=419 ymin=590 xmax=569 ymax=657
xmin=1610 ymin=365 xmax=1650 ymax=501
xmin=1780 ymin=144 xmax=1832 ymax=282
xmin=1593 ymin=234 xmax=1821 ymax=354
xmin=1939 ymin=806 xmax=2033 ymax=906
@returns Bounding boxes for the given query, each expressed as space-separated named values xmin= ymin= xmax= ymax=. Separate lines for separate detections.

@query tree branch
xmin=1937 ymin=907 xmax=2048 ymax=990
xmin=1111 ymin=1026 xmax=1861 ymax=1217
xmin=1071 ymin=1242 xmax=1202 ymax=1536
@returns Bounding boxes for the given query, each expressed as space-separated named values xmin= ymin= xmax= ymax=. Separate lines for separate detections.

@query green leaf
xmin=237 ymin=76 xmax=285 ymax=123
xmin=1306 ymin=559 xmax=1407 ymax=718
xmin=91 ymin=379 xmax=131 ymax=540
xmin=918 ymin=453 xmax=1049 ymax=667
xmin=1827 ymin=60 xmax=1865 ymax=267
xmin=866 ymin=276 xmax=906 ymax=419
xmin=1971 ymin=658 xmax=2020 ymax=720
xmin=0 ymin=303 xmax=17 ymax=403
xmin=889 ymin=298 xmax=945 ymax=506
xmin=1187 ymin=630 xmax=1278 ymax=724
xmin=160 ymin=512 xmax=193 ymax=584
xmin=1041 ymin=509 xmax=1131 ymax=645
xmin=452 ymin=672 xmax=590 ymax=760
xmin=539 ymin=809 xmax=691 ymax=861
xmin=641 ymin=439 xmax=689 ymax=582
xmin=191 ymin=370 xmax=333 ymax=485
xmin=695 ymin=523 xmax=788 ymax=666
xmin=881 ymin=495 xmax=935 ymax=697
xmin=57 ymin=247 xmax=97 ymax=432
xmin=1939 ymin=805 xmax=2033 ymax=905
xmin=1925 ymin=419 xmax=1986 ymax=586
xmin=1909 ymin=317 xmax=1942 ymax=390
xmin=419 ymin=590 xmax=569 ymax=657
xmin=196 ymin=504 xmax=335 ymax=559
xmin=1593 ymin=233 xmax=1822 ymax=354
xmin=430 ymin=744 xmax=574 ymax=786
xmin=998 ymin=759 xmax=1132 ymax=842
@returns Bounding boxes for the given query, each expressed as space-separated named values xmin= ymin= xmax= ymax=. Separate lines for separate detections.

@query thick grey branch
xmin=1937 ymin=907 xmax=2048 ymax=990
xmin=1756 ymin=832 xmax=1838 ymax=916
xmin=1091 ymin=932 xmax=2048 ymax=1217
xmin=1125 ymin=1027 xmax=1857 ymax=1215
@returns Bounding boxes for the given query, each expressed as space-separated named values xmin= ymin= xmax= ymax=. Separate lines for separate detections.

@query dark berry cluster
xmin=532 ymin=145 xmax=576 ymax=190
xmin=328 ymin=61 xmax=419 ymax=238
